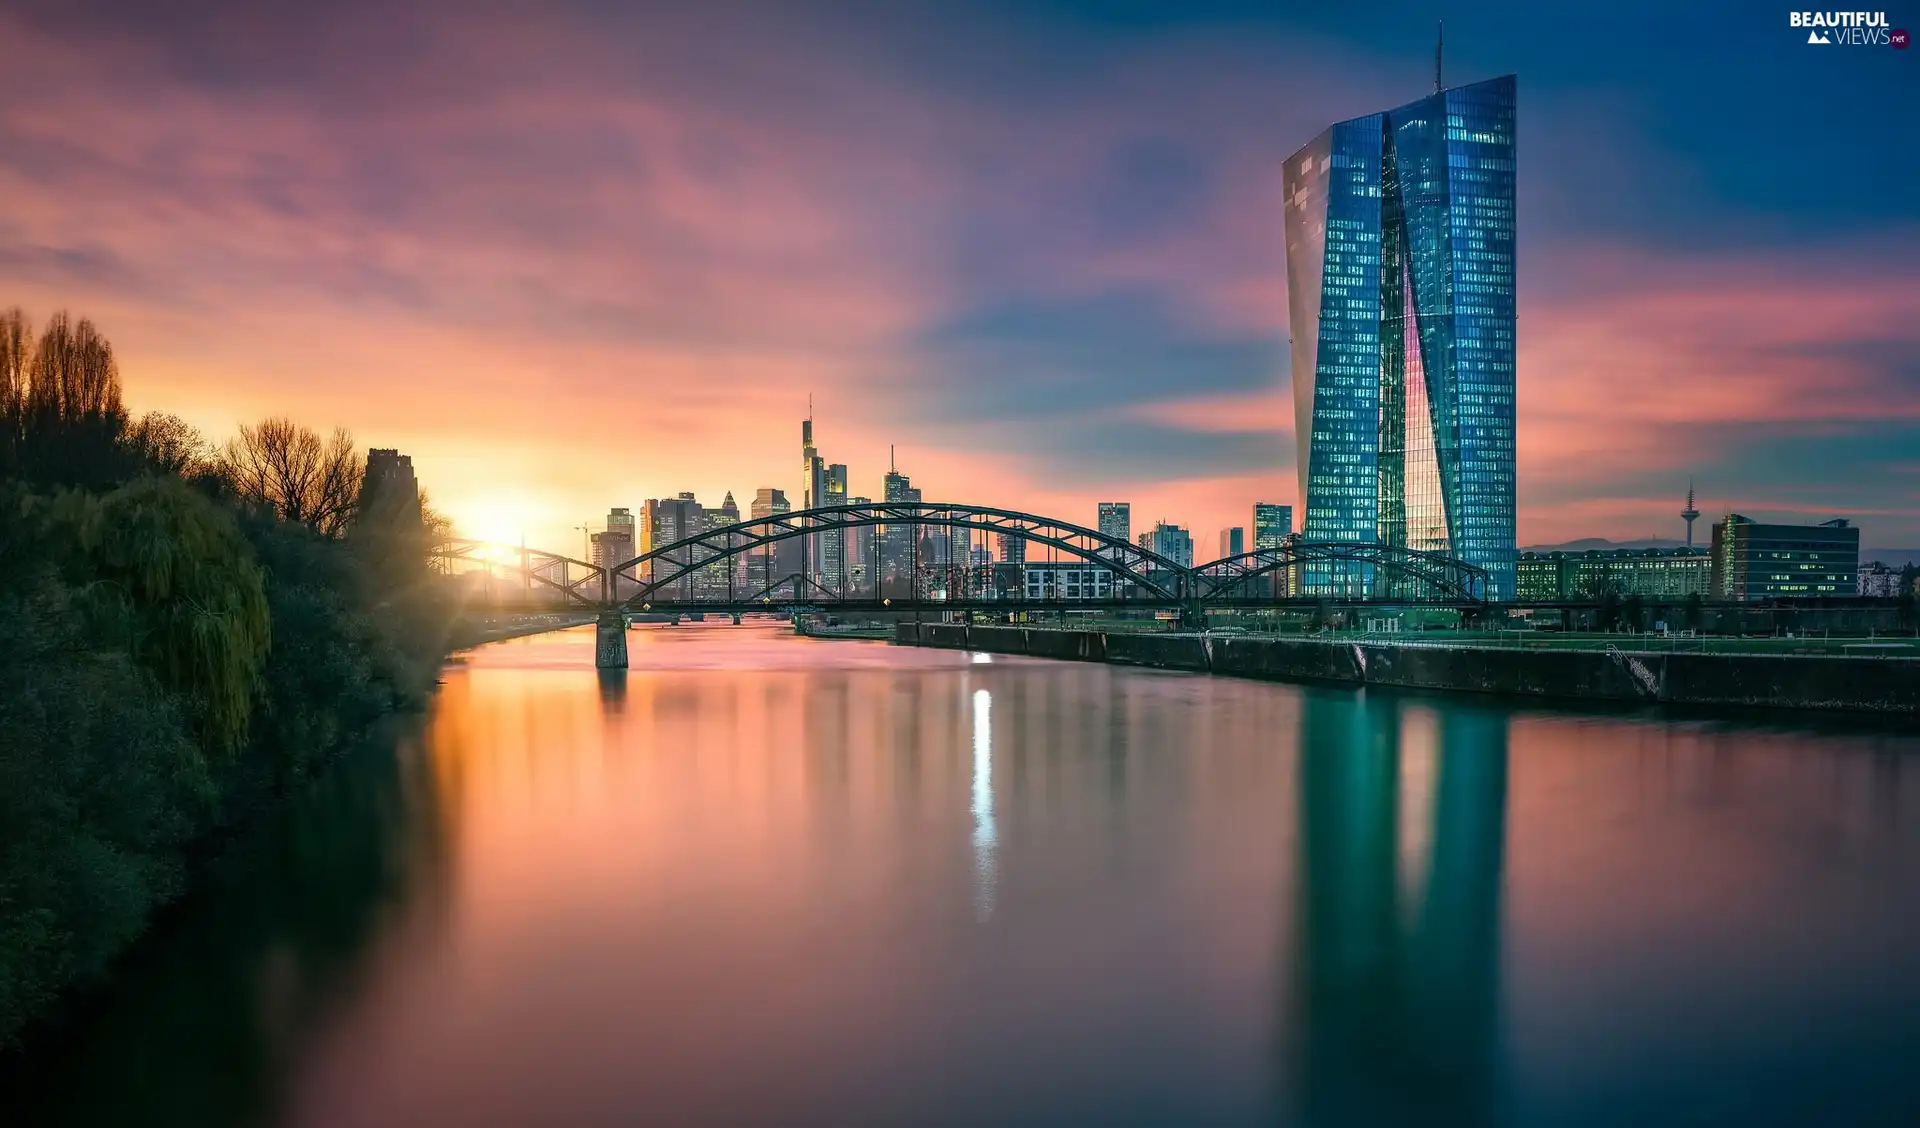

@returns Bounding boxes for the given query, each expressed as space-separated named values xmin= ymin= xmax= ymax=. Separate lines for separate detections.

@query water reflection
xmin=5 ymin=723 xmax=450 ymax=1127
xmin=8 ymin=626 xmax=1920 ymax=1128
xmin=1286 ymin=691 xmax=1507 ymax=1126
xmin=596 ymin=668 xmax=627 ymax=711
xmin=972 ymin=687 xmax=997 ymax=922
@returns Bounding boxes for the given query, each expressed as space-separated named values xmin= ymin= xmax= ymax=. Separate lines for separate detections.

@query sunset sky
xmin=3 ymin=0 xmax=1915 ymax=555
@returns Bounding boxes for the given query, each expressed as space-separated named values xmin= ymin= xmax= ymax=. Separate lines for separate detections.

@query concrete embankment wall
xmin=895 ymin=624 xmax=1920 ymax=714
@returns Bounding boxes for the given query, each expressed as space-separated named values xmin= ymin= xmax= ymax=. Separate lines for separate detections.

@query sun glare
xmin=448 ymin=494 xmax=543 ymax=549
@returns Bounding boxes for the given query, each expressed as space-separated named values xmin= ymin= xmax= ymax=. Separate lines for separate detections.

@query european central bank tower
xmin=1284 ymin=74 xmax=1516 ymax=599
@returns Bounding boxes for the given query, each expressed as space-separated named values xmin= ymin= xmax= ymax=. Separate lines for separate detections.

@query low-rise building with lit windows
xmin=1711 ymin=515 xmax=1859 ymax=600
xmin=1515 ymin=547 xmax=1711 ymax=601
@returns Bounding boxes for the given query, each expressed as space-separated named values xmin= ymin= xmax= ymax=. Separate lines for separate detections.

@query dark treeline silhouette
xmin=0 ymin=307 xmax=452 ymax=1047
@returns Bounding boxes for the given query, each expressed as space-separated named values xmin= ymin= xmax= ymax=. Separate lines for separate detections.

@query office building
xmin=1217 ymin=527 xmax=1246 ymax=560
xmin=845 ymin=495 xmax=873 ymax=591
xmin=1711 ymin=515 xmax=1860 ymax=600
xmin=1145 ymin=522 xmax=1193 ymax=569
xmin=1252 ymin=502 xmax=1293 ymax=550
xmin=1285 ymin=74 xmax=1517 ymax=598
xmin=1023 ymin=562 xmax=1117 ymax=601
xmin=1515 ymin=547 xmax=1710 ymax=602
xmin=749 ymin=488 xmax=791 ymax=521
xmin=801 ymin=410 xmax=826 ymax=591
xmin=882 ymin=455 xmax=921 ymax=585
xmin=607 ymin=507 xmax=635 ymax=550
xmin=997 ymin=533 xmax=1026 ymax=564
xmin=749 ymin=488 xmax=792 ymax=593
xmin=1097 ymin=502 xmax=1131 ymax=545
xmin=589 ymin=529 xmax=633 ymax=570
xmin=641 ymin=495 xmax=705 ymax=599
xmin=1858 ymin=563 xmax=1909 ymax=598
xmin=693 ymin=491 xmax=742 ymax=597
xmin=821 ymin=463 xmax=849 ymax=590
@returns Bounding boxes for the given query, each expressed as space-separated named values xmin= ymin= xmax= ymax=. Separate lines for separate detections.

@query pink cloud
xmin=3 ymin=6 xmax=1914 ymax=555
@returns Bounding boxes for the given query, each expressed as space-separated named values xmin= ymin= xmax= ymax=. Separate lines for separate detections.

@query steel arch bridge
xmin=436 ymin=503 xmax=1489 ymax=624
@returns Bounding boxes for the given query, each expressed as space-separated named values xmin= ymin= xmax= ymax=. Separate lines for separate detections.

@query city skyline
xmin=2 ymin=2 xmax=1913 ymax=557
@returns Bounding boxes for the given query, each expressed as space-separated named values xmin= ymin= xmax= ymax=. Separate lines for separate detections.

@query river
xmin=9 ymin=623 xmax=1920 ymax=1126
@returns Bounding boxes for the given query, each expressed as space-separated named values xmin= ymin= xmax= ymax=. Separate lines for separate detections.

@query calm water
xmin=11 ymin=624 xmax=1920 ymax=1127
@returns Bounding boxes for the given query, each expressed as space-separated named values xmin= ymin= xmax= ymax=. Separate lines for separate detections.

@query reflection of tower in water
xmin=1286 ymin=690 xmax=1508 ymax=1126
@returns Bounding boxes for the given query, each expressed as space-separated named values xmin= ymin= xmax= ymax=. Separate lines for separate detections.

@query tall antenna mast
xmin=1435 ymin=20 xmax=1444 ymax=94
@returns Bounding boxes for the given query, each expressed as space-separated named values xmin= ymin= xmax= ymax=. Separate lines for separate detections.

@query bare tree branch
xmin=221 ymin=417 xmax=364 ymax=538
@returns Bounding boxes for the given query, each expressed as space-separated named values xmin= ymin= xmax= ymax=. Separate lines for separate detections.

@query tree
xmin=25 ymin=312 xmax=122 ymax=421
xmin=1623 ymin=593 xmax=1645 ymax=633
xmin=1683 ymin=591 xmax=1704 ymax=632
xmin=221 ymin=418 xmax=362 ymax=538
xmin=127 ymin=411 xmax=212 ymax=478
xmin=7 ymin=310 xmax=130 ymax=488
xmin=39 ymin=478 xmax=272 ymax=753
xmin=0 ymin=307 xmax=28 ymax=457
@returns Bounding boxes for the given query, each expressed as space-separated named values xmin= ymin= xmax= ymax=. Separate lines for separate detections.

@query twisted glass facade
xmin=1284 ymin=75 xmax=1517 ymax=599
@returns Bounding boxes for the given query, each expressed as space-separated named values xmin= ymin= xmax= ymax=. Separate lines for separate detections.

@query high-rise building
xmin=749 ymin=488 xmax=790 ymax=521
xmin=1217 ymin=527 xmax=1246 ymax=560
xmin=882 ymin=453 xmax=921 ymax=585
xmin=821 ymin=462 xmax=849 ymax=590
xmin=646 ymin=494 xmax=704 ymax=600
xmin=607 ymin=506 xmax=635 ymax=545
xmin=748 ymin=488 xmax=792 ymax=594
xmin=1146 ymin=522 xmax=1194 ymax=569
xmin=604 ymin=508 xmax=636 ymax=588
xmin=997 ymin=533 xmax=1026 ymax=564
xmin=589 ymin=530 xmax=633 ymax=570
xmin=1252 ymin=503 xmax=1293 ymax=551
xmin=1285 ymin=73 xmax=1517 ymax=598
xmin=1097 ymin=502 xmax=1131 ymax=544
xmin=801 ymin=408 xmax=826 ymax=592
xmin=846 ymin=495 xmax=873 ymax=591
xmin=1711 ymin=515 xmax=1860 ymax=600
xmin=697 ymin=491 xmax=743 ymax=597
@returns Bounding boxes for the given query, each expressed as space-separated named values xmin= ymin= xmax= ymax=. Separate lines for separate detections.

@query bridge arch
xmin=437 ymin=539 xmax=609 ymax=605
xmin=609 ymin=503 xmax=1188 ymax=609
xmin=436 ymin=509 xmax=1493 ymax=614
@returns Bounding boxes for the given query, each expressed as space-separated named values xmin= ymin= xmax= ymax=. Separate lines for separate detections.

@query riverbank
xmin=448 ymin=615 xmax=593 ymax=649
xmin=894 ymin=623 xmax=1920 ymax=714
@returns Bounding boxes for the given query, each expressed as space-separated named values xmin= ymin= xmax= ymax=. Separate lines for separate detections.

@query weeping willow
xmin=35 ymin=478 xmax=271 ymax=754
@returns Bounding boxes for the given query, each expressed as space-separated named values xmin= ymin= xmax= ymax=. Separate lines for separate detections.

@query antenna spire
xmin=890 ymin=444 xmax=895 ymax=472
xmin=1435 ymin=20 xmax=1444 ymax=94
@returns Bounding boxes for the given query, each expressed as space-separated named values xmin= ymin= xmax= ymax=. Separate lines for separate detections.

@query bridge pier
xmin=595 ymin=611 xmax=629 ymax=669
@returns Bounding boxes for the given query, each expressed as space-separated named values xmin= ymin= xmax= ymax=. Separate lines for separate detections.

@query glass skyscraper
xmin=1284 ymin=74 xmax=1516 ymax=599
